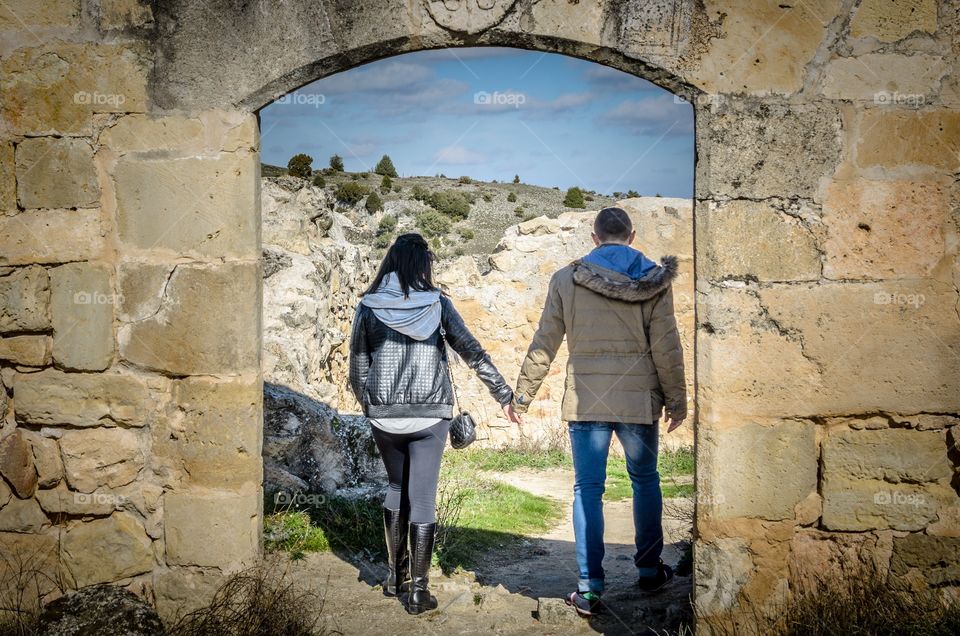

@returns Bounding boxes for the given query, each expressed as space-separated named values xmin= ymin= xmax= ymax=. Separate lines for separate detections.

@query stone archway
xmin=1 ymin=0 xmax=958 ymax=629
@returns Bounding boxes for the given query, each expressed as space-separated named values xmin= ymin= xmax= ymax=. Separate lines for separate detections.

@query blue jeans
xmin=568 ymin=421 xmax=662 ymax=594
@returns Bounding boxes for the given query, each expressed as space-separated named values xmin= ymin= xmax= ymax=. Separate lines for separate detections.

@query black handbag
xmin=439 ymin=326 xmax=477 ymax=449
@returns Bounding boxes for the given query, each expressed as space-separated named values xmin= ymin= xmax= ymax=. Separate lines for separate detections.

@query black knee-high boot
xmin=406 ymin=522 xmax=438 ymax=614
xmin=382 ymin=507 xmax=409 ymax=596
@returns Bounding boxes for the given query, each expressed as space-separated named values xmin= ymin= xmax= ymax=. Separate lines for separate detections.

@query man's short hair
xmin=593 ymin=207 xmax=633 ymax=242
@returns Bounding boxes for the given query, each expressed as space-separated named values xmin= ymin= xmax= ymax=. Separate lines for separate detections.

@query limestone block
xmin=0 ymin=335 xmax=50 ymax=366
xmin=14 ymin=368 xmax=166 ymax=428
xmin=119 ymin=263 xmax=260 ymax=375
xmin=59 ymin=428 xmax=144 ymax=493
xmin=694 ymin=537 xmax=753 ymax=615
xmin=0 ymin=42 xmax=147 ymax=135
xmin=821 ymin=178 xmax=950 ymax=279
xmin=820 ymin=54 xmax=947 ymax=102
xmin=790 ymin=529 xmax=894 ymax=583
xmin=164 ymin=489 xmax=260 ymax=567
xmin=0 ymin=430 xmax=37 ymax=498
xmin=853 ymin=110 xmax=960 ymax=172
xmin=849 ymin=0 xmax=938 ymax=42
xmin=15 ymin=138 xmax=99 ymax=209
xmin=700 ymin=101 xmax=841 ymax=199
xmin=0 ymin=495 xmax=48 ymax=533
xmin=821 ymin=477 xmax=951 ymax=531
xmin=0 ymin=531 xmax=60 ymax=603
xmin=61 ymin=512 xmax=154 ymax=587
xmin=822 ymin=428 xmax=953 ymax=483
xmin=50 ymin=262 xmax=114 ymax=371
xmin=890 ymin=534 xmax=960 ymax=586
xmin=698 ymin=199 xmax=821 ymax=281
xmin=0 ymin=141 xmax=14 ymax=213
xmin=22 ymin=432 xmax=62 ymax=488
xmin=168 ymin=376 xmax=262 ymax=489
xmin=113 ymin=152 xmax=258 ymax=258
xmin=0 ymin=266 xmax=50 ymax=332
xmin=697 ymin=419 xmax=817 ymax=520
xmin=690 ymin=0 xmax=841 ymax=95
xmin=153 ymin=568 xmax=225 ymax=623
xmin=0 ymin=208 xmax=104 ymax=266
xmin=100 ymin=115 xmax=205 ymax=156
xmin=99 ymin=0 xmax=153 ymax=29
xmin=35 ymin=483 xmax=119 ymax=516
xmin=0 ymin=0 xmax=79 ymax=27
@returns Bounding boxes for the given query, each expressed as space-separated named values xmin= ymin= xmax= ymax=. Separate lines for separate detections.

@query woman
xmin=348 ymin=233 xmax=520 ymax=615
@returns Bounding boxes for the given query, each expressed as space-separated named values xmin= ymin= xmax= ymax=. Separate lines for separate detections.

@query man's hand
xmin=502 ymin=403 xmax=524 ymax=425
xmin=666 ymin=417 xmax=685 ymax=433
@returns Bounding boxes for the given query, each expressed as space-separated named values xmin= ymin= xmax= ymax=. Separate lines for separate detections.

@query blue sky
xmin=260 ymin=47 xmax=693 ymax=198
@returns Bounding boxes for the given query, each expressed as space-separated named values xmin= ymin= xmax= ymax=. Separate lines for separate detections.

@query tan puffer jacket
xmin=511 ymin=255 xmax=686 ymax=425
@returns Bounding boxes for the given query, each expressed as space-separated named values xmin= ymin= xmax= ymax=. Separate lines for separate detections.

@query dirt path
xmin=290 ymin=468 xmax=693 ymax=635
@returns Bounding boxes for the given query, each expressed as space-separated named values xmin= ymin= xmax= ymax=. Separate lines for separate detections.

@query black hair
xmin=362 ymin=232 xmax=438 ymax=297
xmin=593 ymin=207 xmax=633 ymax=242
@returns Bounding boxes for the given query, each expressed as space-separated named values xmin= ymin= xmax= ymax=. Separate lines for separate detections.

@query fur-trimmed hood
xmin=571 ymin=255 xmax=679 ymax=302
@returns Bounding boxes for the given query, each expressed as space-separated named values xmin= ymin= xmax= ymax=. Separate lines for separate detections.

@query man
xmin=511 ymin=206 xmax=687 ymax=617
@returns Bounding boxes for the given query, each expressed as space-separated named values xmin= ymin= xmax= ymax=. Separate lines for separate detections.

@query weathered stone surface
xmin=119 ymin=263 xmax=260 ymax=375
xmin=0 ymin=530 xmax=60 ymax=604
xmin=694 ymin=537 xmax=753 ymax=615
xmin=59 ymin=428 xmax=144 ymax=493
xmin=35 ymin=483 xmax=118 ymax=516
xmin=153 ymin=568 xmax=225 ymax=622
xmin=790 ymin=529 xmax=894 ymax=584
xmin=821 ymin=178 xmax=950 ymax=280
xmin=22 ymin=432 xmax=62 ymax=489
xmin=0 ymin=42 xmax=146 ymax=135
xmin=697 ymin=419 xmax=817 ymax=520
xmin=0 ymin=141 xmax=14 ymax=213
xmin=36 ymin=583 xmax=164 ymax=636
xmin=849 ymin=0 xmax=938 ymax=42
xmin=890 ymin=534 xmax=960 ymax=586
xmin=698 ymin=199 xmax=821 ymax=281
xmin=0 ymin=266 xmax=50 ymax=331
xmin=100 ymin=115 xmax=205 ymax=156
xmin=99 ymin=0 xmax=153 ymax=29
xmin=0 ymin=0 xmax=80 ymax=27
xmin=701 ymin=101 xmax=841 ymax=199
xmin=853 ymin=110 xmax=960 ymax=172
xmin=690 ymin=0 xmax=841 ymax=95
xmin=61 ymin=513 xmax=154 ymax=587
xmin=820 ymin=54 xmax=948 ymax=101
xmin=15 ymin=138 xmax=99 ymax=209
xmin=0 ymin=479 xmax=9 ymax=508
xmin=821 ymin=477 xmax=951 ymax=531
xmin=50 ymin=262 xmax=114 ymax=371
xmin=14 ymin=368 xmax=165 ymax=428
xmin=0 ymin=335 xmax=50 ymax=366
xmin=113 ymin=152 xmax=258 ymax=258
xmin=537 ymin=597 xmax=580 ymax=625
xmin=822 ymin=428 xmax=953 ymax=483
xmin=164 ymin=489 xmax=260 ymax=567
xmin=0 ymin=430 xmax=38 ymax=498
xmin=166 ymin=376 xmax=262 ymax=489
xmin=0 ymin=495 xmax=48 ymax=532
xmin=0 ymin=208 xmax=104 ymax=266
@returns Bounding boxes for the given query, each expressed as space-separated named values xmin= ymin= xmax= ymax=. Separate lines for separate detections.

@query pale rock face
xmin=59 ymin=427 xmax=144 ymax=493
xmin=60 ymin=512 xmax=154 ymax=587
xmin=0 ymin=266 xmax=50 ymax=332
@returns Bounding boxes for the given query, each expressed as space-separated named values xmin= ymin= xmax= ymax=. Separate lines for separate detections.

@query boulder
xmin=36 ymin=584 xmax=163 ymax=636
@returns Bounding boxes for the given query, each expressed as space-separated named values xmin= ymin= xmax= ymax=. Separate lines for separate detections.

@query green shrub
xmin=563 ymin=186 xmax=586 ymax=209
xmin=359 ymin=172 xmax=369 ymax=179
xmin=350 ymin=173 xmax=359 ymax=181
xmin=627 ymin=189 xmax=640 ymax=198
xmin=311 ymin=174 xmax=325 ymax=188
xmin=514 ymin=206 xmax=525 ymax=217
xmin=512 ymin=174 xmax=520 ymax=184
xmin=380 ymin=174 xmax=392 ymax=193
xmin=458 ymin=227 xmax=475 ymax=240
xmin=374 ymin=234 xmax=392 ymax=249
xmin=334 ymin=181 xmax=369 ymax=205
xmin=585 ymin=194 xmax=594 ymax=201
xmin=411 ymin=184 xmax=430 ymax=201
xmin=431 ymin=236 xmax=441 ymax=249
xmin=426 ymin=190 xmax=470 ymax=220
xmin=365 ymin=191 xmax=383 ymax=214
xmin=377 ymin=214 xmax=397 ymax=235
xmin=506 ymin=192 xmax=517 ymax=203
xmin=458 ymin=175 xmax=472 ymax=184
xmin=374 ymin=155 xmax=398 ymax=177
xmin=393 ymin=184 xmax=402 ymax=193
xmin=329 ymin=154 xmax=344 ymax=171
xmin=482 ymin=193 xmax=492 ymax=202
xmin=286 ymin=153 xmax=312 ymax=178
xmin=416 ymin=209 xmax=451 ymax=238
xmin=655 ymin=192 xmax=663 ymax=197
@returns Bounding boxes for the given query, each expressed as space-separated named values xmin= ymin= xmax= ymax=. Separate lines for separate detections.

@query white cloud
xmin=600 ymin=95 xmax=693 ymax=135
xmin=433 ymin=145 xmax=486 ymax=165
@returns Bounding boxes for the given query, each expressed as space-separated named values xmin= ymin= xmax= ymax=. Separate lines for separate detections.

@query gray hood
xmin=359 ymin=272 xmax=442 ymax=341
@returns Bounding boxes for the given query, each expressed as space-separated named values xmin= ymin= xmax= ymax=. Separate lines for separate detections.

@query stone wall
xmin=0 ymin=0 xmax=958 ymax=628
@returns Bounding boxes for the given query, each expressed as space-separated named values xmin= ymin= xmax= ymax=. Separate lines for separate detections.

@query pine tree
xmin=329 ymin=154 xmax=344 ymax=171
xmin=374 ymin=154 xmax=398 ymax=177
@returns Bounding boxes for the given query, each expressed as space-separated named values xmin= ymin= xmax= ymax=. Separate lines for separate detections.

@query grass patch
xmin=441 ymin=446 xmax=571 ymax=472
xmin=264 ymin=495 xmax=383 ymax=560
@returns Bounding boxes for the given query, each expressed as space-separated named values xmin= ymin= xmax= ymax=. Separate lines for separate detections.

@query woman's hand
xmin=502 ymin=403 xmax=523 ymax=425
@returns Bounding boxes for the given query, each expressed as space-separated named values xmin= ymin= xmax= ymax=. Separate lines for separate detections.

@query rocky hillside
xmin=260 ymin=176 xmax=695 ymax=479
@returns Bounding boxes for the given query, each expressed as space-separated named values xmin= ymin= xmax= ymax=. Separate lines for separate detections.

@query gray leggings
xmin=370 ymin=420 xmax=451 ymax=523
